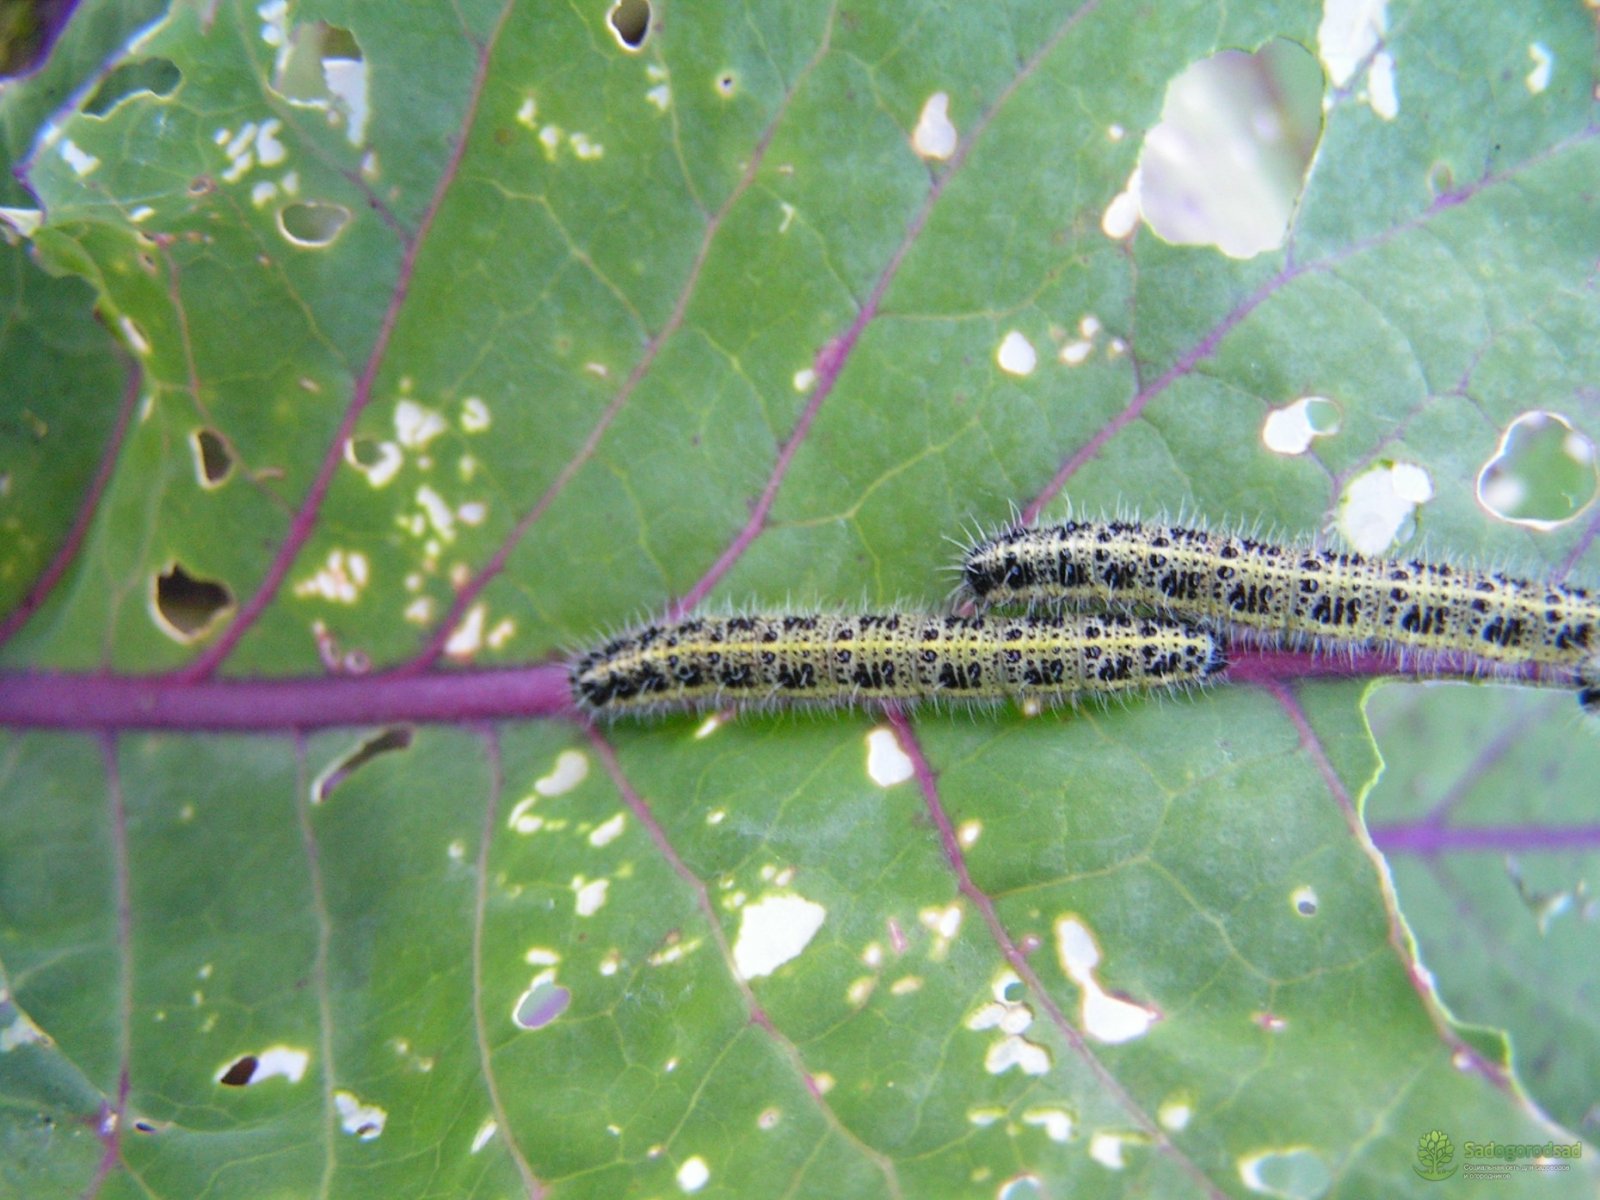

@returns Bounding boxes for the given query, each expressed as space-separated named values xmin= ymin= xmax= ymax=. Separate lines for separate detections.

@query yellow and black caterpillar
xmin=571 ymin=610 xmax=1224 ymax=717
xmin=959 ymin=516 xmax=1600 ymax=706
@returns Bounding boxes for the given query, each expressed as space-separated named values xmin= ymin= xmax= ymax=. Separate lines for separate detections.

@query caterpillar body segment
xmin=960 ymin=517 xmax=1600 ymax=706
xmin=571 ymin=610 xmax=1225 ymax=717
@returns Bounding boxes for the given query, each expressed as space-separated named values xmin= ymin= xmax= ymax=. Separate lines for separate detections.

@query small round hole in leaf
xmin=512 ymin=978 xmax=571 ymax=1030
xmin=192 ymin=428 xmax=234 ymax=487
xmin=607 ymin=0 xmax=650 ymax=49
xmin=278 ymin=201 xmax=351 ymax=247
xmin=153 ymin=563 xmax=234 ymax=641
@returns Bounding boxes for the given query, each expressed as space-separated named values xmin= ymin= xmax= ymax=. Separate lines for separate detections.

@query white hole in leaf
xmin=214 ymin=1045 xmax=308 ymax=1085
xmin=569 ymin=131 xmax=604 ymax=160
xmin=588 ymin=813 xmax=626 ymax=847
xmin=911 ymin=91 xmax=958 ymax=160
xmin=1021 ymin=1106 xmax=1074 ymax=1143
xmin=324 ymin=56 xmax=369 ymax=144
xmin=334 ymin=1090 xmax=386 ymax=1140
xmin=256 ymin=118 xmax=286 ymax=166
xmin=1158 ymin=1095 xmax=1192 ymax=1130
xmin=1262 ymin=396 xmax=1341 ymax=455
xmin=1059 ymin=338 xmax=1094 ymax=366
xmin=1054 ymin=916 xmax=1158 ymax=1043
xmin=1239 ymin=1147 xmax=1333 ymax=1199
xmin=996 ymin=330 xmax=1037 ymax=376
xmin=292 ymin=549 xmax=370 ymax=604
xmin=676 ymin=1156 xmax=710 ymax=1193
xmin=983 ymin=1035 xmax=1051 ymax=1076
xmin=1318 ymin=0 xmax=1399 ymax=120
xmin=919 ymin=902 xmax=963 ymax=941
xmin=1089 ymin=1131 xmax=1134 ymax=1169
xmin=1138 ymin=39 xmax=1322 ymax=259
xmin=536 ymin=749 xmax=589 ymax=796
xmin=460 ymin=396 xmax=491 ymax=432
xmin=471 ymin=1118 xmax=497 ymax=1153
xmin=731 ymin=893 xmax=826 ymax=979
xmin=346 ymin=437 xmax=402 ymax=486
xmin=1526 ymin=43 xmax=1553 ymax=94
xmin=1337 ymin=461 xmax=1433 ymax=553
xmin=1102 ymin=171 xmax=1142 ymax=239
xmin=395 ymin=399 xmax=448 ymax=449
xmin=60 ymin=138 xmax=100 ymax=176
xmin=572 ymin=876 xmax=610 ymax=917
xmin=865 ymin=726 xmax=913 ymax=786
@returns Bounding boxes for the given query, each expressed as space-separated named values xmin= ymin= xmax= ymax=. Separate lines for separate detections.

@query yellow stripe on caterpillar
xmin=958 ymin=516 xmax=1600 ymax=705
xmin=571 ymin=610 xmax=1225 ymax=717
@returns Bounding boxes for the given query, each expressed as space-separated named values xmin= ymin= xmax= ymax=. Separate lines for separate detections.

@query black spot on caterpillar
xmin=958 ymin=515 xmax=1600 ymax=706
xmin=570 ymin=610 xmax=1225 ymax=717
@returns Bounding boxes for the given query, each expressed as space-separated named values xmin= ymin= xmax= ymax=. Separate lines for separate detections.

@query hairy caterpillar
xmin=570 ymin=610 xmax=1225 ymax=717
xmin=958 ymin=516 xmax=1600 ymax=706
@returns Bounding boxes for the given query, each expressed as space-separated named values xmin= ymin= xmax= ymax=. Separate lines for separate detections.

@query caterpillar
xmin=570 ymin=610 xmax=1225 ymax=717
xmin=957 ymin=516 xmax=1600 ymax=706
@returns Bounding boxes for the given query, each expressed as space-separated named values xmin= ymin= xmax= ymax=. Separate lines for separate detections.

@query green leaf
xmin=3 ymin=1 xmax=1599 ymax=1198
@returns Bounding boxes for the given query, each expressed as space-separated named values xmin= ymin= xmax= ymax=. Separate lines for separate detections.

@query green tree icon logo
xmin=1414 ymin=1130 xmax=1459 ymax=1181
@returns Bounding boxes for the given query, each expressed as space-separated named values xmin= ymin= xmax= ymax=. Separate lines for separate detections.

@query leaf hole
xmin=1135 ymin=38 xmax=1323 ymax=259
xmin=1238 ymin=1147 xmax=1331 ymax=1199
xmin=218 ymin=1055 xmax=258 ymax=1086
xmin=191 ymin=428 xmax=235 ymax=487
xmin=278 ymin=201 xmax=351 ymax=247
xmin=272 ymin=21 xmax=361 ymax=98
xmin=715 ymin=71 xmax=737 ymax=98
xmin=313 ymin=727 xmax=414 ymax=803
xmin=607 ymin=0 xmax=650 ymax=50
xmin=152 ymin=563 xmax=234 ymax=642
xmin=270 ymin=22 xmax=368 ymax=145
xmin=1261 ymin=396 xmax=1341 ymax=455
xmin=512 ymin=976 xmax=571 ymax=1029
xmin=84 ymin=58 xmax=181 ymax=117
xmin=1477 ymin=411 xmax=1598 ymax=530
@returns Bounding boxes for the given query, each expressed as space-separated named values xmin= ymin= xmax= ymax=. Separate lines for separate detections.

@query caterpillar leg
xmin=1579 ymin=655 xmax=1600 ymax=712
